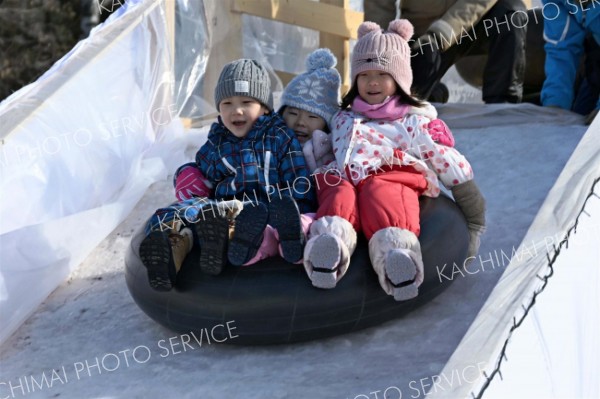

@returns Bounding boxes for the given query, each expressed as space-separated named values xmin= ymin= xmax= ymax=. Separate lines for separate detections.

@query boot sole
xmin=268 ymin=196 xmax=304 ymax=263
xmin=385 ymin=249 xmax=418 ymax=301
xmin=195 ymin=208 xmax=229 ymax=276
xmin=139 ymin=231 xmax=176 ymax=291
xmin=307 ymin=234 xmax=340 ymax=289
xmin=228 ymin=203 xmax=268 ymax=266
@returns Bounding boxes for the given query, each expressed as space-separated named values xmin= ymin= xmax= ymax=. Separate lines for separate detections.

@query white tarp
xmin=429 ymin=117 xmax=600 ymax=398
xmin=0 ymin=0 xmax=191 ymax=344
xmin=0 ymin=0 xmax=305 ymax=346
xmin=483 ymin=181 xmax=600 ymax=399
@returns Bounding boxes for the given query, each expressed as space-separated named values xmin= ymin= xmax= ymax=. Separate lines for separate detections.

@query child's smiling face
xmin=356 ymin=70 xmax=397 ymax=105
xmin=282 ymin=107 xmax=327 ymax=144
xmin=219 ymin=96 xmax=269 ymax=138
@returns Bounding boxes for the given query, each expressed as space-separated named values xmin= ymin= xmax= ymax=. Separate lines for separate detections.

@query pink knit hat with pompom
xmin=351 ymin=19 xmax=414 ymax=95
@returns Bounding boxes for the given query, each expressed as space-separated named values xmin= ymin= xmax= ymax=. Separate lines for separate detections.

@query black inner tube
xmin=125 ymin=195 xmax=469 ymax=345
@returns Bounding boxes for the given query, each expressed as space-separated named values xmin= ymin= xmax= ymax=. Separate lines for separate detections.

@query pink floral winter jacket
xmin=316 ymin=109 xmax=474 ymax=197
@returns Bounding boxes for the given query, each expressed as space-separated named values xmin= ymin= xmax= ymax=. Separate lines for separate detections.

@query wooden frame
xmin=231 ymin=0 xmax=362 ymax=39
xmin=230 ymin=0 xmax=361 ymax=95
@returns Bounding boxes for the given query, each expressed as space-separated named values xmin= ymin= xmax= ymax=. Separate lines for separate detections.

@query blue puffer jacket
xmin=188 ymin=112 xmax=316 ymax=213
xmin=541 ymin=0 xmax=600 ymax=110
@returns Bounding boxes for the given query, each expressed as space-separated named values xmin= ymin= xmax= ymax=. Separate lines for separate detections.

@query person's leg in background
xmin=479 ymin=0 xmax=527 ymax=103
xmin=363 ymin=0 xmax=397 ymax=28
xmin=410 ymin=37 xmax=460 ymax=102
xmin=412 ymin=0 xmax=527 ymax=104
xmin=573 ymin=35 xmax=600 ymax=116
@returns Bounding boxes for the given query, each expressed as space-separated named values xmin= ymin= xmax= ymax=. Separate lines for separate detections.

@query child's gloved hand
xmin=303 ymin=130 xmax=334 ymax=172
xmin=175 ymin=165 xmax=212 ymax=201
xmin=311 ymin=130 xmax=333 ymax=161
xmin=451 ymin=180 xmax=486 ymax=264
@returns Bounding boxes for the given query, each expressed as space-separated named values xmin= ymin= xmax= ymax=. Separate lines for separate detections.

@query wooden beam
xmin=275 ymin=70 xmax=297 ymax=87
xmin=203 ymin=0 xmax=244 ymax=108
xmin=164 ymin=0 xmax=176 ymax=67
xmin=319 ymin=0 xmax=357 ymax=94
xmin=231 ymin=0 xmax=362 ymax=39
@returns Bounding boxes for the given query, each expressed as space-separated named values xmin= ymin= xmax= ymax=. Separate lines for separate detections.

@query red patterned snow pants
xmin=314 ymin=166 xmax=428 ymax=240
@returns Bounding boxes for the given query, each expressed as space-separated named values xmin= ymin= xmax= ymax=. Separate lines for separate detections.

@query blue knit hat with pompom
xmin=280 ymin=48 xmax=341 ymax=127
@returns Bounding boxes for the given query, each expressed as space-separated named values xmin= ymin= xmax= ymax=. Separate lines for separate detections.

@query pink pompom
xmin=358 ymin=21 xmax=381 ymax=38
xmin=388 ymin=19 xmax=414 ymax=40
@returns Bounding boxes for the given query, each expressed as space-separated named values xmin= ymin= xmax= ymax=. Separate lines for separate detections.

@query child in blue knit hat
xmin=279 ymin=48 xmax=340 ymax=173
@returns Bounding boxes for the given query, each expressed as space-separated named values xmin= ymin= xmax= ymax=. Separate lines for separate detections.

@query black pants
xmin=573 ymin=35 xmax=600 ymax=115
xmin=411 ymin=0 xmax=527 ymax=103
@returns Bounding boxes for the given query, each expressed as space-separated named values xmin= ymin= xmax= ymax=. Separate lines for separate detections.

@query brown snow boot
xmin=140 ymin=228 xmax=192 ymax=291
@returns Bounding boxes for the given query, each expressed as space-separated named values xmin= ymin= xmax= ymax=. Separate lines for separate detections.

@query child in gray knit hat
xmin=140 ymin=59 xmax=315 ymax=291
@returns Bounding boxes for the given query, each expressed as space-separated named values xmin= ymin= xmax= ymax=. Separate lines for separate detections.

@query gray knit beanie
xmin=214 ymin=59 xmax=273 ymax=111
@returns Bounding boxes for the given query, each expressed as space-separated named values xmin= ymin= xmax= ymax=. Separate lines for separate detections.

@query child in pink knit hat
xmin=303 ymin=19 xmax=486 ymax=301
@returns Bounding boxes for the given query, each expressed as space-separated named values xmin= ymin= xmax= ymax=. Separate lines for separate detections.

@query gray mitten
xmin=451 ymin=180 xmax=486 ymax=262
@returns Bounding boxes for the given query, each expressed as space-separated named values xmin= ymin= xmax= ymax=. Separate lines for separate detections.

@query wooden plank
xmin=203 ymin=0 xmax=244 ymax=108
xmin=232 ymin=0 xmax=362 ymax=39
xmin=319 ymin=34 xmax=351 ymax=94
xmin=319 ymin=0 xmax=357 ymax=94
xmin=275 ymin=70 xmax=297 ymax=87
xmin=164 ymin=0 xmax=176 ymax=66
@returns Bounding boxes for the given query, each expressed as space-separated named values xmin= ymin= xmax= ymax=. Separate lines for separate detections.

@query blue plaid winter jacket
xmin=182 ymin=113 xmax=316 ymax=213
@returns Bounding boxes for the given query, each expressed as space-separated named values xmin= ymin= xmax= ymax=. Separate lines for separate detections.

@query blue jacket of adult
xmin=541 ymin=0 xmax=600 ymax=110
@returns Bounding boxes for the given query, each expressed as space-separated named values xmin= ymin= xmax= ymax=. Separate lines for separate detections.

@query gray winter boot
xmin=303 ymin=216 xmax=357 ymax=289
xmin=369 ymin=227 xmax=424 ymax=301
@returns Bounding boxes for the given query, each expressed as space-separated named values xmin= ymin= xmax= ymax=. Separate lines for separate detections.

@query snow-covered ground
xmin=0 ymin=103 xmax=588 ymax=399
